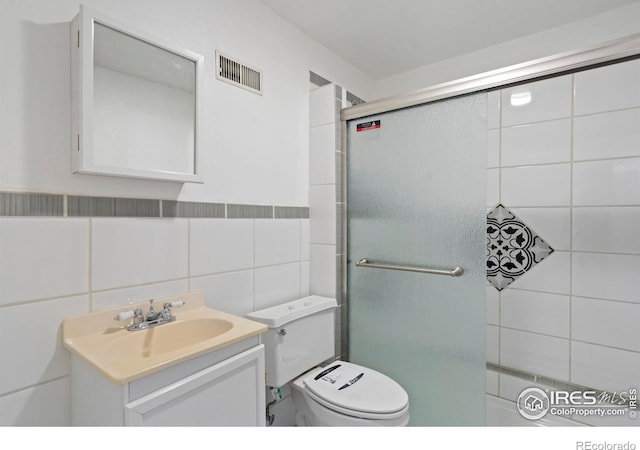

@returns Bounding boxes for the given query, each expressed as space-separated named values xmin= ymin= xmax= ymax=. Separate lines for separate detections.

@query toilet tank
xmin=246 ymin=296 xmax=337 ymax=387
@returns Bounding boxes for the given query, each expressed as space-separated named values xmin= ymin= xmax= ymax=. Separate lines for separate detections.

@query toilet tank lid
xmin=246 ymin=296 xmax=337 ymax=328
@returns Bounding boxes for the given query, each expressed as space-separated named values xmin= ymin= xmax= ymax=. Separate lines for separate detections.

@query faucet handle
xmin=114 ymin=310 xmax=135 ymax=321
xmin=115 ymin=308 xmax=143 ymax=322
xmin=163 ymin=300 xmax=185 ymax=309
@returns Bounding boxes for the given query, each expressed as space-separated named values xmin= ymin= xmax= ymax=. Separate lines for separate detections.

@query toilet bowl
xmin=291 ymin=361 xmax=410 ymax=426
xmin=246 ymin=296 xmax=410 ymax=427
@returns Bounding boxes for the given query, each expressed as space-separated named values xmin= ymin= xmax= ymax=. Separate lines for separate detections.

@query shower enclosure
xmin=346 ymin=94 xmax=487 ymax=425
xmin=340 ymin=34 xmax=640 ymax=426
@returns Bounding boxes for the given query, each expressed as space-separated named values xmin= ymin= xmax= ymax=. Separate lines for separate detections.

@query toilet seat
xmin=301 ymin=361 xmax=409 ymax=420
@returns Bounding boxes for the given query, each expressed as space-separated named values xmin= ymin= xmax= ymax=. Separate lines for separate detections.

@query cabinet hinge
xmin=77 ymin=30 xmax=80 ymax=48
xmin=77 ymin=134 xmax=80 ymax=151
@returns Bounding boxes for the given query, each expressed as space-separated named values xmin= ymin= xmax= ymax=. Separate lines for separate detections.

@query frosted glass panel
xmin=347 ymin=94 xmax=487 ymax=425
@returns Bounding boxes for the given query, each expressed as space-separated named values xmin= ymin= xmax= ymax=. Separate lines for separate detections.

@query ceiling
xmin=259 ymin=0 xmax=640 ymax=79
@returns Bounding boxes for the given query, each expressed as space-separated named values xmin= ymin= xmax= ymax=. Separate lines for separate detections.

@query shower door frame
xmin=339 ymin=32 xmax=640 ymax=361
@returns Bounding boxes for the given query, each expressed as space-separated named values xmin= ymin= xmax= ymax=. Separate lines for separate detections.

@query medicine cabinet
xmin=70 ymin=5 xmax=203 ymax=183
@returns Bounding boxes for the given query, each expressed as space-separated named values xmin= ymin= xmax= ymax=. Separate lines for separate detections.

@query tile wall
xmin=485 ymin=57 xmax=640 ymax=426
xmin=308 ymin=79 xmax=364 ymax=360
xmin=309 ymin=82 xmax=343 ymax=358
xmin=0 ymin=198 xmax=309 ymax=425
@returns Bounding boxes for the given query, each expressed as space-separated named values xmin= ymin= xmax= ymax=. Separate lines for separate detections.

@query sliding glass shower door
xmin=346 ymin=93 xmax=487 ymax=425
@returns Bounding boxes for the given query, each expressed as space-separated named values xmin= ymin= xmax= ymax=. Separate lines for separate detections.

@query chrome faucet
xmin=114 ymin=299 xmax=185 ymax=331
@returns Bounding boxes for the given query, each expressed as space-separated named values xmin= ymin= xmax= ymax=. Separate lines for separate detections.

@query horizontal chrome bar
xmin=486 ymin=363 xmax=628 ymax=406
xmin=355 ymin=258 xmax=463 ymax=277
xmin=341 ymin=33 xmax=640 ymax=121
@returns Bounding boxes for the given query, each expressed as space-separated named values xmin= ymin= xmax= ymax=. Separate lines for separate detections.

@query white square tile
xmin=573 ymin=158 xmax=640 ymax=206
xmin=574 ymin=108 xmax=640 ymax=161
xmin=310 ymin=244 xmax=336 ymax=298
xmin=487 ymin=129 xmax=500 ymax=168
xmin=254 ymin=263 xmax=301 ymax=311
xmin=300 ymin=219 xmax=310 ymax=261
xmin=573 ymin=207 xmax=640 ymax=254
xmin=501 ymin=75 xmax=572 ymax=127
xmin=508 ymin=251 xmax=570 ymax=294
xmin=501 ymin=119 xmax=570 ymax=166
xmin=309 ymin=124 xmax=337 ymax=185
xmin=91 ymin=280 xmax=190 ymax=312
xmin=486 ymin=168 xmax=500 ymax=207
xmin=572 ymin=341 xmax=640 ymax=393
xmin=486 ymin=285 xmax=499 ymax=325
xmin=301 ymin=261 xmax=310 ymax=297
xmin=0 ymin=218 xmax=89 ymax=305
xmin=487 ymin=90 xmax=500 ymax=129
xmin=92 ymin=219 xmax=188 ymax=290
xmin=500 ymin=328 xmax=569 ymax=380
xmin=310 ymin=185 xmax=336 ymax=245
xmin=510 ymin=207 xmax=571 ymax=251
xmin=486 ymin=369 xmax=499 ymax=396
xmin=498 ymin=373 xmax=554 ymax=403
xmin=190 ymin=270 xmax=254 ymax=316
xmin=487 ymin=325 xmax=499 ymax=364
xmin=0 ymin=295 xmax=88 ymax=395
xmin=255 ymin=219 xmax=301 ymax=267
xmin=189 ymin=219 xmax=253 ymax=276
xmin=310 ymin=84 xmax=336 ymax=127
xmin=501 ymin=290 xmax=569 ymax=338
xmin=572 ymin=253 xmax=640 ymax=303
xmin=574 ymin=58 xmax=640 ymax=115
xmin=0 ymin=378 xmax=70 ymax=426
xmin=573 ymin=297 xmax=640 ymax=352
xmin=501 ymin=164 xmax=570 ymax=207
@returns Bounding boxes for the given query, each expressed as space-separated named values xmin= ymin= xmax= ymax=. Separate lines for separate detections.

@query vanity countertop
xmin=62 ymin=291 xmax=267 ymax=383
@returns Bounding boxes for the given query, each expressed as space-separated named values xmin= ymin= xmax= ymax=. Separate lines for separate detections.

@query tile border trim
xmin=0 ymin=191 xmax=308 ymax=219
xmin=487 ymin=362 xmax=628 ymax=406
xmin=0 ymin=192 xmax=64 ymax=216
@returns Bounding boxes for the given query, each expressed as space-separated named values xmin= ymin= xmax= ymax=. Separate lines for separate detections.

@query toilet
xmin=246 ymin=295 xmax=410 ymax=426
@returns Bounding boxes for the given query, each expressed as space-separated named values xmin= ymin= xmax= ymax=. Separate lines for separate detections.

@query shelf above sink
xmin=62 ymin=292 xmax=267 ymax=383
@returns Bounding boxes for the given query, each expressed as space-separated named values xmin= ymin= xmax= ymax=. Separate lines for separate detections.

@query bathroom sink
xmin=106 ymin=318 xmax=234 ymax=360
xmin=62 ymin=292 xmax=267 ymax=383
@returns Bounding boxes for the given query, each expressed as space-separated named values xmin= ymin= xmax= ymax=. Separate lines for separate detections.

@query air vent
xmin=216 ymin=51 xmax=262 ymax=95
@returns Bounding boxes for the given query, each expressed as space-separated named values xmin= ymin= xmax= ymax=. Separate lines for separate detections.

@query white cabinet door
xmin=124 ymin=345 xmax=265 ymax=426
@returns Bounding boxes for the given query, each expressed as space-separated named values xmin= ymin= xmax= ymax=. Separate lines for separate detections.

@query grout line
xmin=569 ymin=72 xmax=576 ymax=383
xmin=88 ymin=218 xmax=93 ymax=311
xmin=496 ymin=89 xmax=503 ymax=396
xmin=0 ymin=375 xmax=70 ymax=399
xmin=499 ymin=154 xmax=640 ymax=169
xmin=187 ymin=218 xmax=191 ymax=293
xmin=499 ymin=102 xmax=640 ymax=127
xmin=499 ymin=324 xmax=569 ymax=341
xmin=252 ymin=219 xmax=256 ymax=311
xmin=0 ymin=292 xmax=90 ymax=309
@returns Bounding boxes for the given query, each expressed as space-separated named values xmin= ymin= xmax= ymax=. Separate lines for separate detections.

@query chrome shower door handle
xmin=355 ymin=258 xmax=464 ymax=277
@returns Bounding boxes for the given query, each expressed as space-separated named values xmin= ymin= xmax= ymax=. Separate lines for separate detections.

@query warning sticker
xmin=320 ymin=366 xmax=363 ymax=390
xmin=356 ymin=120 xmax=381 ymax=132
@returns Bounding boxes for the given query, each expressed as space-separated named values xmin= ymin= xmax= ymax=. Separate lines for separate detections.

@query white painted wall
xmin=0 ymin=0 xmax=373 ymax=426
xmin=374 ymin=3 xmax=640 ymax=98
xmin=0 ymin=0 xmax=374 ymax=206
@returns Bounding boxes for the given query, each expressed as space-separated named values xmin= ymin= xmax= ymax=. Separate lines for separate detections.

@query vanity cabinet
xmin=70 ymin=338 xmax=265 ymax=426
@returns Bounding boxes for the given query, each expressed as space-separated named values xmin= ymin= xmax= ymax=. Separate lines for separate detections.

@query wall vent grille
xmin=216 ymin=51 xmax=262 ymax=95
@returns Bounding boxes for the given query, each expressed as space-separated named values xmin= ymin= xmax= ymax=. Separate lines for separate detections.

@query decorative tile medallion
xmin=486 ymin=204 xmax=554 ymax=291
